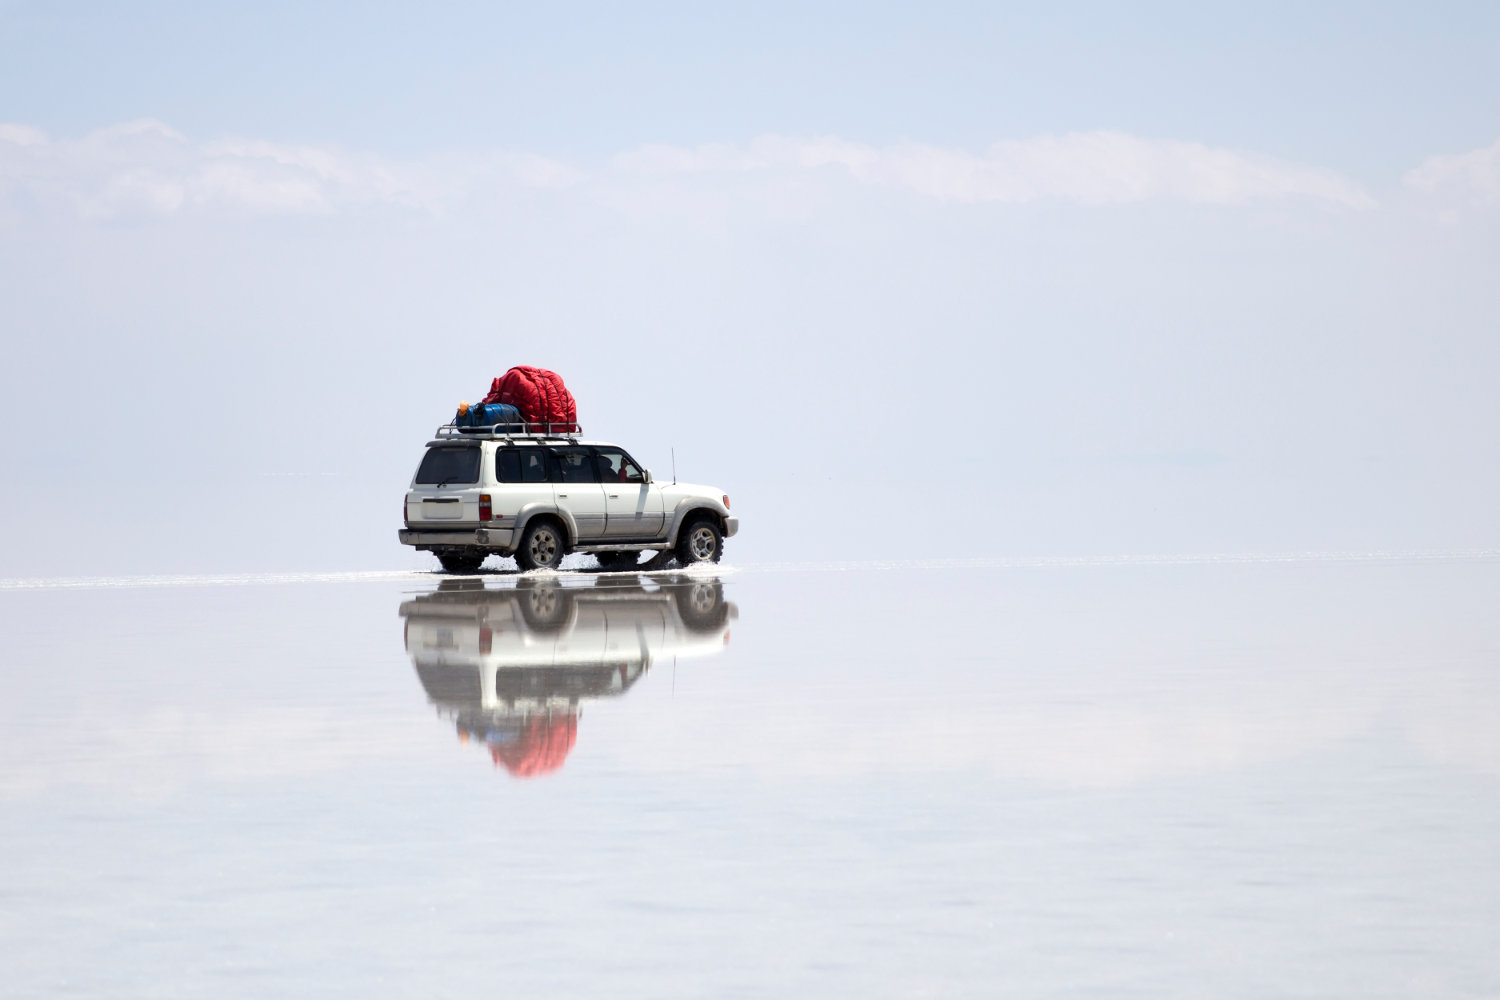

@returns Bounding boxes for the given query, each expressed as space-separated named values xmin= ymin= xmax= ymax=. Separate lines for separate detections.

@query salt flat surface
xmin=1 ymin=560 xmax=1497 ymax=998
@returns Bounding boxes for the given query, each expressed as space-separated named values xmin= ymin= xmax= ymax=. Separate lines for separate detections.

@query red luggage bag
xmin=481 ymin=366 xmax=577 ymax=432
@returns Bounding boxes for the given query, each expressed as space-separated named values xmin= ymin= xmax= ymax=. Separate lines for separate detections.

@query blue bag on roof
xmin=454 ymin=402 xmax=524 ymax=429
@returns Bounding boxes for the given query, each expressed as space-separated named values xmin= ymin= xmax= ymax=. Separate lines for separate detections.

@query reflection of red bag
xmin=490 ymin=713 xmax=578 ymax=778
xmin=481 ymin=366 xmax=577 ymax=431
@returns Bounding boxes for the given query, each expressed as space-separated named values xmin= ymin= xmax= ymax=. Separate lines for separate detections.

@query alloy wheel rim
xmin=531 ymin=530 xmax=558 ymax=564
xmin=529 ymin=587 xmax=558 ymax=616
xmin=690 ymin=527 xmax=715 ymax=559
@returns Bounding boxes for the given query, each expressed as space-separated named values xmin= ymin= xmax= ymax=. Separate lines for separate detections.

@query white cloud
xmin=85 ymin=118 xmax=188 ymax=144
xmin=614 ymin=135 xmax=879 ymax=175
xmin=1404 ymin=138 xmax=1500 ymax=206
xmin=0 ymin=120 xmax=582 ymax=220
xmin=0 ymin=123 xmax=47 ymax=147
xmin=0 ymin=120 xmax=1377 ymax=221
xmin=616 ymin=131 xmax=1375 ymax=209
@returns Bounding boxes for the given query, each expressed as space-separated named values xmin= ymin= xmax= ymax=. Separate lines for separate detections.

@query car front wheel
xmin=677 ymin=581 xmax=728 ymax=630
xmin=674 ymin=518 xmax=723 ymax=565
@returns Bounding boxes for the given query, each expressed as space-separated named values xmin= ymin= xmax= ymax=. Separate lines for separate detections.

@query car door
xmin=548 ymin=446 xmax=607 ymax=540
xmin=595 ymin=447 xmax=665 ymax=538
xmin=492 ymin=446 xmax=554 ymax=534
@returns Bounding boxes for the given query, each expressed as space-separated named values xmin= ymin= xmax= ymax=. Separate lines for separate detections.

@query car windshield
xmin=415 ymin=446 xmax=480 ymax=485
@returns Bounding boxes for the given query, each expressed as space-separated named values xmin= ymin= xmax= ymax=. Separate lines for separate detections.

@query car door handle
xmin=608 ymin=494 xmax=619 ymax=499
xmin=557 ymin=493 xmax=568 ymax=498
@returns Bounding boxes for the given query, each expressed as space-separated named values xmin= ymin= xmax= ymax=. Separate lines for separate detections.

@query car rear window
xmin=415 ymin=446 xmax=480 ymax=485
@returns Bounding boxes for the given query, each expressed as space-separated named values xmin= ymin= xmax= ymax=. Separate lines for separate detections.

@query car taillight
xmin=479 ymin=626 xmax=493 ymax=655
xmin=403 ymin=497 xmax=409 ymax=526
xmin=479 ymin=494 xmax=492 ymax=521
xmin=723 ymin=495 xmax=731 ymax=509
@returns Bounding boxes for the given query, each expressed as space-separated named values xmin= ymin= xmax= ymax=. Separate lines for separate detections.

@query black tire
xmin=676 ymin=580 xmax=728 ymax=631
xmin=517 ymin=580 xmax=572 ymax=630
xmin=595 ymin=551 xmax=641 ymax=571
xmin=674 ymin=517 xmax=723 ymax=566
xmin=516 ymin=519 xmax=565 ymax=571
xmin=437 ymin=550 xmax=486 ymax=574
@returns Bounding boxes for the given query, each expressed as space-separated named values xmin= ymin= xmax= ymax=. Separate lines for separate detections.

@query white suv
xmin=398 ymin=424 xmax=739 ymax=574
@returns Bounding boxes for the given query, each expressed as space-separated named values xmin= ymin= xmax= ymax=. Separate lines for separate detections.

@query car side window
xmin=497 ymin=447 xmax=548 ymax=483
xmin=594 ymin=447 xmax=645 ymax=484
xmin=518 ymin=449 xmax=548 ymax=483
xmin=549 ymin=448 xmax=597 ymax=484
xmin=496 ymin=449 xmax=522 ymax=483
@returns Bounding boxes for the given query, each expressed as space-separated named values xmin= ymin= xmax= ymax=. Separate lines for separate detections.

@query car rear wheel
xmin=437 ymin=550 xmax=486 ymax=574
xmin=517 ymin=520 xmax=565 ymax=571
xmin=517 ymin=580 xmax=572 ymax=630
xmin=674 ymin=518 xmax=723 ymax=565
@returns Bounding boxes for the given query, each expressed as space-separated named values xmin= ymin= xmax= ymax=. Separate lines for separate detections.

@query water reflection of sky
xmin=1 ymin=561 xmax=1497 ymax=996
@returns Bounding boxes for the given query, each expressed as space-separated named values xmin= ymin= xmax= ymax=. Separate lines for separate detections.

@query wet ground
xmin=2 ymin=558 xmax=1498 ymax=997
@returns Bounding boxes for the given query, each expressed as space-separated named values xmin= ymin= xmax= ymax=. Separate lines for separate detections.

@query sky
xmin=2 ymin=0 xmax=1498 ymax=575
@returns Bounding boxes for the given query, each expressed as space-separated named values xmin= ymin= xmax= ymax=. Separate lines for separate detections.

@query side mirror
xmin=643 ymin=470 xmax=654 ymax=484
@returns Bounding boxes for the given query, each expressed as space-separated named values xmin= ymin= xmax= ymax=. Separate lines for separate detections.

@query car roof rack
xmin=433 ymin=422 xmax=583 ymax=442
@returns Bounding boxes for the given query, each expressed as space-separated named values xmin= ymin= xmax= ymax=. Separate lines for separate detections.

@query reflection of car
xmin=397 ymin=424 xmax=739 ymax=573
xmin=399 ymin=574 xmax=737 ymax=777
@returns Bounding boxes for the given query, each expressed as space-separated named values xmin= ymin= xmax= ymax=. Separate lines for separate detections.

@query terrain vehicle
xmin=399 ymin=574 xmax=737 ymax=776
xmin=398 ymin=423 xmax=738 ymax=573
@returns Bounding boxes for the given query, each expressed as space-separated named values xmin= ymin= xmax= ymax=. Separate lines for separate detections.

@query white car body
xmin=397 ymin=424 xmax=739 ymax=572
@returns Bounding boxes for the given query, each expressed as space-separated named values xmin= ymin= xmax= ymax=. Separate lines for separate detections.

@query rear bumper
xmin=399 ymin=528 xmax=514 ymax=550
xmin=724 ymin=516 xmax=739 ymax=538
xmin=473 ymin=527 xmax=515 ymax=548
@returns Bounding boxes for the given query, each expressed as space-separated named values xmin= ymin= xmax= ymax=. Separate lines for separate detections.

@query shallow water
xmin=2 ymin=560 xmax=1498 ymax=997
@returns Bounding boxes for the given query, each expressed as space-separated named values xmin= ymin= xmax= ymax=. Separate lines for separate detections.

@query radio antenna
xmin=671 ymin=447 xmax=677 ymax=485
